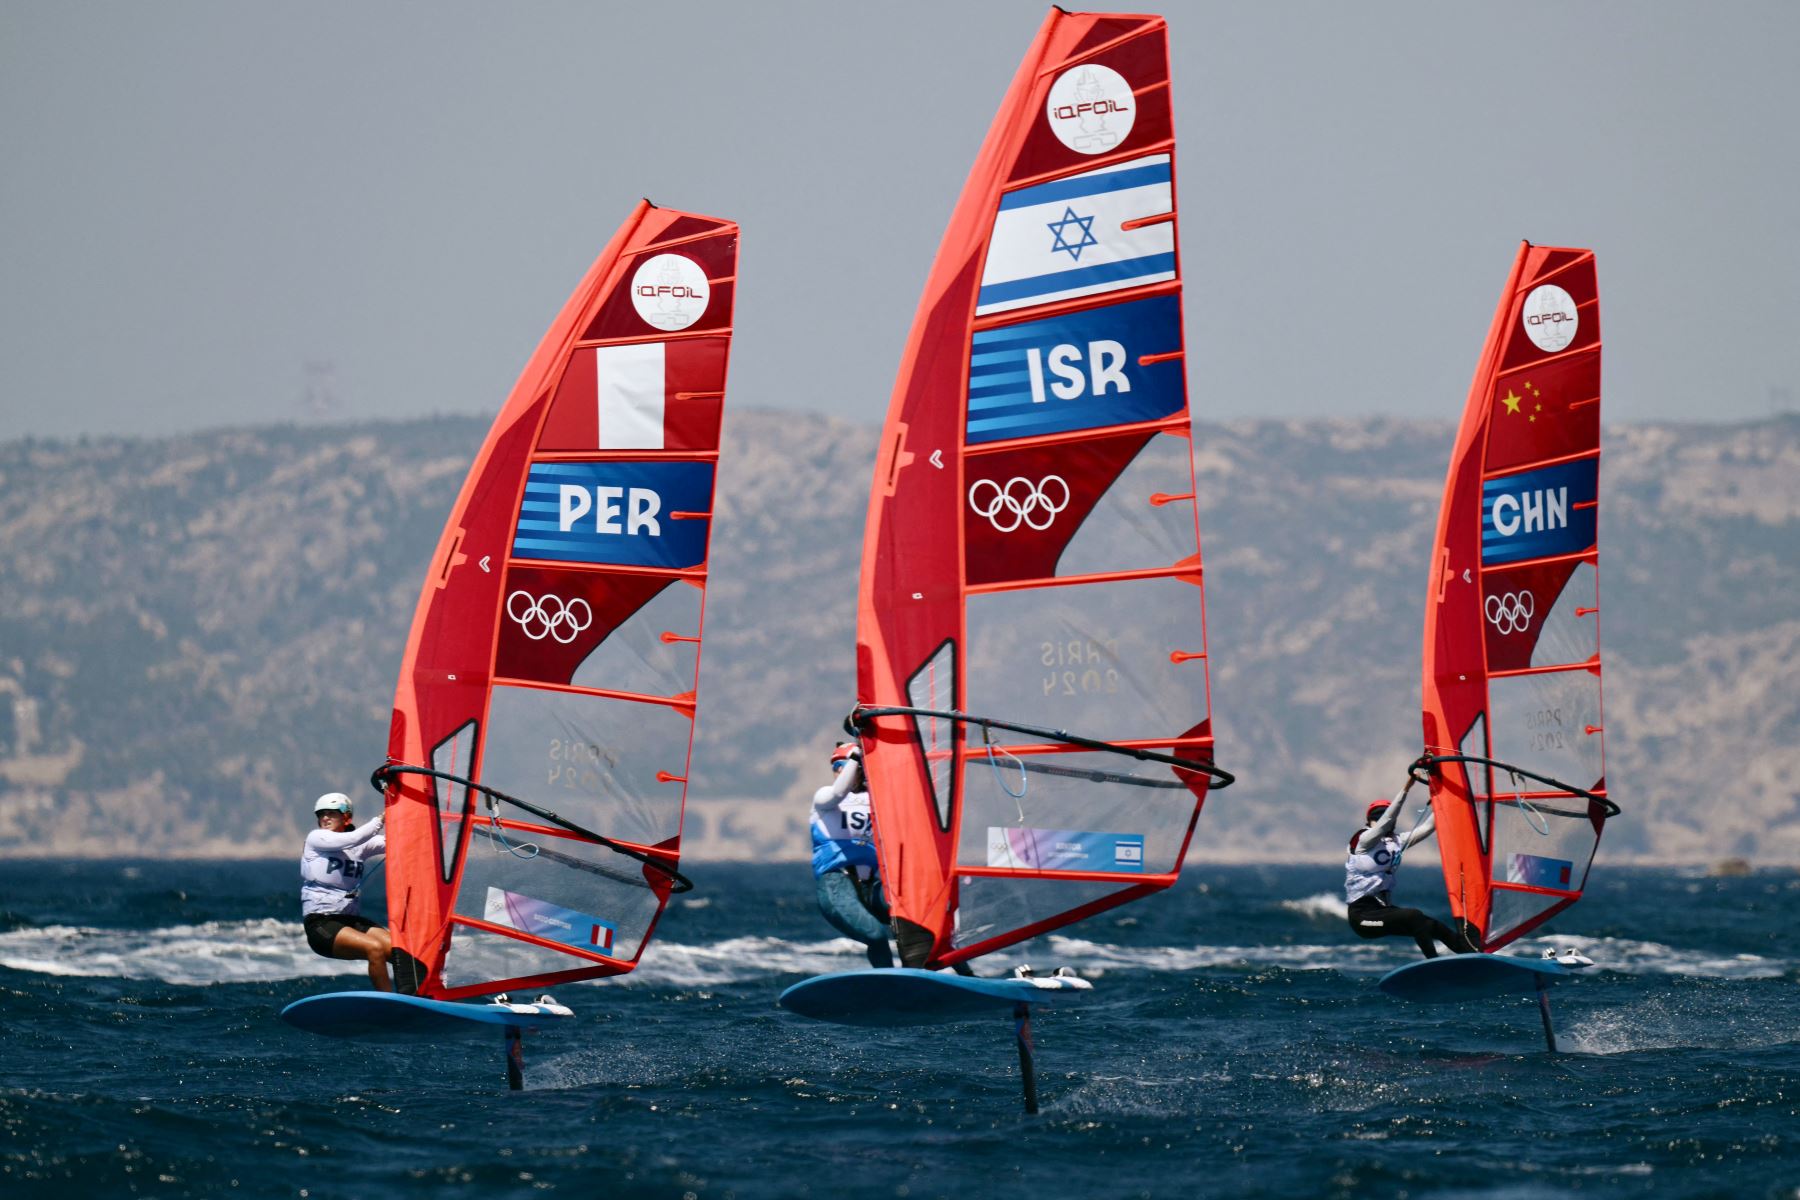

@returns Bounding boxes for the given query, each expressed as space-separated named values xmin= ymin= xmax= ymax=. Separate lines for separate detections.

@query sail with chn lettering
xmin=1420 ymin=242 xmax=1616 ymax=951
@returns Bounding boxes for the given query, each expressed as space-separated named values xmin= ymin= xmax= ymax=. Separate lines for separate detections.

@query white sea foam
xmin=0 ymin=918 xmax=367 ymax=986
xmin=1510 ymin=933 xmax=1788 ymax=981
xmin=0 ymin=920 xmax=1786 ymax=988
xmin=1044 ymin=935 xmax=1404 ymax=975
xmin=1280 ymin=892 xmax=1349 ymax=921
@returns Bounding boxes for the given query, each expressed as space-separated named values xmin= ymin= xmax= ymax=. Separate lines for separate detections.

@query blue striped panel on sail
xmin=966 ymin=295 xmax=1185 ymax=443
xmin=513 ymin=460 xmax=713 ymax=568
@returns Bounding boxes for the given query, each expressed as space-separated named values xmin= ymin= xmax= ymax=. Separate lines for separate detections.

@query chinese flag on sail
xmin=1484 ymin=353 xmax=1599 ymax=474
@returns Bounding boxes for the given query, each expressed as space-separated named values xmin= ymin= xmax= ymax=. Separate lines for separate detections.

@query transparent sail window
xmin=430 ymin=720 xmax=477 ymax=884
xmin=1054 ymin=432 xmax=1200 ymax=579
xmin=951 ymin=875 xmax=1137 ymax=952
xmin=1487 ymin=670 xmax=1603 ymax=794
xmin=905 ymin=640 xmax=958 ymax=832
xmin=480 ymin=685 xmax=691 ymax=850
xmin=570 ymin=577 xmax=702 ymax=699
xmin=448 ymin=824 xmax=665 ymax=975
xmin=965 ymin=575 xmax=1208 ymax=744
xmin=957 ymin=748 xmax=1194 ymax=876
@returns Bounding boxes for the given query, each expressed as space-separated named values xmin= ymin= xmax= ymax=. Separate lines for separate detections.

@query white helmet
xmin=313 ymin=792 xmax=353 ymax=814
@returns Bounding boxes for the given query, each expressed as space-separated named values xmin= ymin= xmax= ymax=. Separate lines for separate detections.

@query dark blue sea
xmin=2 ymin=861 xmax=1796 ymax=1198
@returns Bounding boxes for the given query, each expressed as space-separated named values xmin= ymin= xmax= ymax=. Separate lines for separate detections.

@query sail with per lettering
xmin=853 ymin=8 xmax=1231 ymax=969
xmin=1420 ymin=242 xmax=1615 ymax=951
xmin=380 ymin=202 xmax=736 ymax=999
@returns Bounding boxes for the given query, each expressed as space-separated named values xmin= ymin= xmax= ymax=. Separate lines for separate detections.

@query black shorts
xmin=304 ymin=912 xmax=376 ymax=957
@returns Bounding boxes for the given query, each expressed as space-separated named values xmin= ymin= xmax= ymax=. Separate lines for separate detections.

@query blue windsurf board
xmin=779 ymin=968 xmax=1092 ymax=1027
xmin=1378 ymin=953 xmax=1573 ymax=1003
xmin=279 ymin=991 xmax=572 ymax=1039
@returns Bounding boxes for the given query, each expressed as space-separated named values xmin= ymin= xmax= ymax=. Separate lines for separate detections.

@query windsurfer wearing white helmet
xmin=810 ymin=741 xmax=895 ymax=968
xmin=300 ymin=792 xmax=394 ymax=990
xmin=1344 ymin=775 xmax=1480 ymax=958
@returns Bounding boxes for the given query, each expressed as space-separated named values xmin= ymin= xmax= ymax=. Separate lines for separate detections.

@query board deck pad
xmin=779 ymin=969 xmax=1092 ymax=1027
xmin=1378 ymin=953 xmax=1572 ymax=1003
xmin=279 ymin=991 xmax=573 ymax=1039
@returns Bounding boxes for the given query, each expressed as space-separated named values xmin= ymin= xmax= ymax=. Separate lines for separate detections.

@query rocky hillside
xmin=0 ymin=413 xmax=1793 ymax=863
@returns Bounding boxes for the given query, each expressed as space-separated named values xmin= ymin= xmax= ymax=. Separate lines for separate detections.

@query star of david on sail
xmin=1046 ymin=206 xmax=1098 ymax=260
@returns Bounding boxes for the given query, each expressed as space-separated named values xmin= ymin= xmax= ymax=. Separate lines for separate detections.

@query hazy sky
xmin=3 ymin=1 xmax=1796 ymax=439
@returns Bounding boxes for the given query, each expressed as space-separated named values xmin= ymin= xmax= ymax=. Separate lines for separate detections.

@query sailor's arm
xmin=1351 ymin=781 xmax=1412 ymax=854
xmin=305 ymin=814 xmax=385 ymax=851
xmin=824 ymin=757 xmax=863 ymax=802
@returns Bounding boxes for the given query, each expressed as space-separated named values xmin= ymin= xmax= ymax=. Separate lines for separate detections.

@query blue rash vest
xmin=810 ymin=759 xmax=878 ymax=879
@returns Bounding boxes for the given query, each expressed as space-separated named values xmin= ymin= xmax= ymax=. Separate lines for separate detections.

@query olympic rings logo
xmin=968 ymin=474 xmax=1071 ymax=533
xmin=1485 ymin=590 xmax=1536 ymax=636
xmin=506 ymin=590 xmax=593 ymax=644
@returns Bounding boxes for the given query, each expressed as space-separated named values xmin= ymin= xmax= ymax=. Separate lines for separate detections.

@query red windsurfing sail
xmin=1422 ymin=242 xmax=1613 ymax=951
xmin=855 ymin=9 xmax=1228 ymax=968
xmin=381 ymin=202 xmax=737 ymax=999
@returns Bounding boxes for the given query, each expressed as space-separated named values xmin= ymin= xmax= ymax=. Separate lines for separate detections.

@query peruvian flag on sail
xmin=539 ymin=336 xmax=728 ymax=452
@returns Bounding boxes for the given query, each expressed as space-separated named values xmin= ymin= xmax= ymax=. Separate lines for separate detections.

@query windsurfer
xmin=810 ymin=743 xmax=895 ymax=968
xmin=1345 ymin=777 xmax=1480 ymax=958
xmin=300 ymin=792 xmax=394 ymax=991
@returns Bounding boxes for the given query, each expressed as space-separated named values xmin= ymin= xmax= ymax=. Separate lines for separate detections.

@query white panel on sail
xmin=1529 ymin=562 xmax=1600 ymax=670
xmin=480 ymin=685 xmax=690 ymax=849
xmin=957 ymin=748 xmax=1191 ymax=874
xmin=569 ymin=579 xmax=702 ymax=699
xmin=951 ymin=875 xmax=1135 ymax=950
xmin=965 ymin=575 xmax=1207 ymax=743
xmin=1053 ymin=433 xmax=1200 ymax=578
xmin=1487 ymin=670 xmax=1603 ymax=792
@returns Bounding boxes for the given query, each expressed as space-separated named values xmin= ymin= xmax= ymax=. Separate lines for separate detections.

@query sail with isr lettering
xmin=853 ymin=8 xmax=1230 ymax=969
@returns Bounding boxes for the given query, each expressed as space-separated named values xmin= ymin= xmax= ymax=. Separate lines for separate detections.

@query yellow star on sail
xmin=1500 ymin=389 xmax=1522 ymax=415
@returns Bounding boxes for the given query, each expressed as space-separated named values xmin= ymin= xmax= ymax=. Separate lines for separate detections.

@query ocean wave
xmin=0 ymin=920 xmax=1786 ymax=988
xmin=0 ymin=918 xmax=367 ymax=987
xmin=1280 ymin=892 xmax=1349 ymax=921
xmin=1511 ymin=933 xmax=1788 ymax=981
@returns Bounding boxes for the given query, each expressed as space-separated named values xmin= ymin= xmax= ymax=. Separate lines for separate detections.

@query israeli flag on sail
xmin=976 ymin=154 xmax=1175 ymax=317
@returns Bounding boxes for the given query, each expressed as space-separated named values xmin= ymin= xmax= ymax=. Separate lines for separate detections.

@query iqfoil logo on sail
xmin=1521 ymin=284 xmax=1578 ymax=353
xmin=1045 ymin=63 xmax=1136 ymax=154
xmin=1480 ymin=459 xmax=1597 ymax=566
xmin=631 ymin=253 xmax=709 ymax=331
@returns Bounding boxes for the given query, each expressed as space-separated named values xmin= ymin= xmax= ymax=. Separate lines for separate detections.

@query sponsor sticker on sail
xmin=631 ymin=253 xmax=710 ymax=332
xmin=976 ymin=154 xmax=1175 ymax=316
xmin=1044 ymin=63 xmax=1137 ymax=155
xmin=1520 ymin=284 xmax=1578 ymax=353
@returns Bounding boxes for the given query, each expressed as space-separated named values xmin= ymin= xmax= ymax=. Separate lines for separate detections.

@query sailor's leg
xmin=332 ymin=925 xmax=394 ymax=992
xmin=1357 ymin=905 xmax=1448 ymax=959
xmin=816 ymin=870 xmax=893 ymax=965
